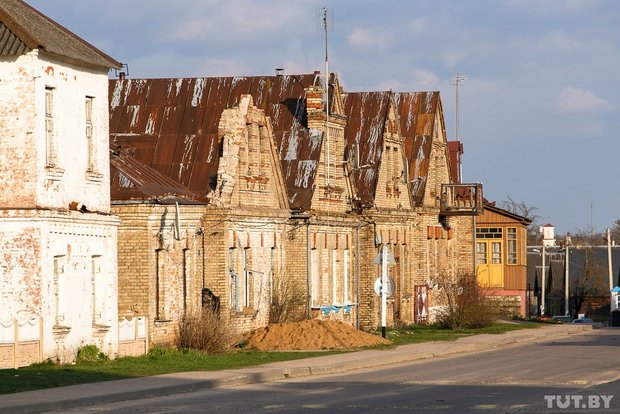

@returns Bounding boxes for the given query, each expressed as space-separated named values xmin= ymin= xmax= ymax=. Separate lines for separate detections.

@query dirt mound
xmin=242 ymin=319 xmax=391 ymax=350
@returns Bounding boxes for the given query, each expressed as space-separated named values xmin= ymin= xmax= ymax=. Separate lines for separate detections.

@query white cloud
xmin=555 ymin=87 xmax=610 ymax=112
xmin=166 ymin=0 xmax=304 ymax=42
xmin=411 ymin=68 xmax=440 ymax=88
xmin=375 ymin=79 xmax=403 ymax=91
xmin=441 ymin=48 xmax=467 ymax=69
xmin=504 ymin=0 xmax=597 ymax=15
xmin=346 ymin=27 xmax=391 ymax=51
xmin=408 ymin=17 xmax=431 ymax=34
xmin=574 ymin=121 xmax=604 ymax=137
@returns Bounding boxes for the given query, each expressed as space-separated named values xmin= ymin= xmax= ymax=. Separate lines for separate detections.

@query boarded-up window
xmin=85 ymin=97 xmax=95 ymax=171
xmin=343 ymin=250 xmax=349 ymax=304
xmin=310 ymin=249 xmax=320 ymax=307
xmin=91 ymin=255 xmax=102 ymax=323
xmin=53 ymin=256 xmax=66 ymax=325
xmin=155 ymin=249 xmax=166 ymax=320
xmin=45 ymin=88 xmax=57 ymax=166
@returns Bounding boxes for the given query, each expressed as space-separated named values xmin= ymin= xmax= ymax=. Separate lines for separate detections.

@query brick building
xmin=0 ymin=0 xmax=120 ymax=366
xmin=109 ymin=73 xmax=483 ymax=345
xmin=110 ymin=88 xmax=290 ymax=345
xmin=345 ymin=92 xmax=482 ymax=329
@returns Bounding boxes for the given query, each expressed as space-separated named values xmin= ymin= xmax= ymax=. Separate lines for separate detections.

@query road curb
xmin=0 ymin=324 xmax=593 ymax=414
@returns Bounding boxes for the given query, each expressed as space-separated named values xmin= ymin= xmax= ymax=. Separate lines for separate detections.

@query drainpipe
xmin=473 ymin=215 xmax=477 ymax=276
xmin=355 ymin=223 xmax=361 ymax=329
xmin=306 ymin=218 xmax=311 ymax=318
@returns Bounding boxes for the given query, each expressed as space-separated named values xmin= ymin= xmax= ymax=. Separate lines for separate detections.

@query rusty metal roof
xmin=110 ymin=146 xmax=199 ymax=204
xmin=0 ymin=0 xmax=120 ymax=68
xmin=394 ymin=91 xmax=442 ymax=204
xmin=109 ymin=74 xmax=325 ymax=210
xmin=343 ymin=91 xmax=392 ymax=207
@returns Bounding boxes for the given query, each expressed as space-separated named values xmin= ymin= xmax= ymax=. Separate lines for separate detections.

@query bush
xmin=434 ymin=273 xmax=499 ymax=330
xmin=178 ymin=307 xmax=234 ymax=354
xmin=269 ymin=273 xmax=307 ymax=324
xmin=76 ymin=344 xmax=108 ymax=363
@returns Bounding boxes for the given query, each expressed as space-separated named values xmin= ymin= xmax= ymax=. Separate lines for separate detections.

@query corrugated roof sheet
xmin=394 ymin=91 xmax=441 ymax=204
xmin=109 ymin=74 xmax=325 ymax=210
xmin=0 ymin=0 xmax=120 ymax=68
xmin=110 ymin=146 xmax=199 ymax=204
xmin=343 ymin=91 xmax=392 ymax=207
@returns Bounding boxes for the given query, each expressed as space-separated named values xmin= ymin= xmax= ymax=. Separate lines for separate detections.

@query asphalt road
xmin=45 ymin=328 xmax=620 ymax=414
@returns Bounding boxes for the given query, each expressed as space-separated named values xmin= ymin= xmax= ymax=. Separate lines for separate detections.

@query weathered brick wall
xmin=0 ymin=52 xmax=38 ymax=207
xmin=0 ymin=210 xmax=119 ymax=363
xmin=113 ymin=204 xmax=204 ymax=347
xmin=201 ymin=209 xmax=289 ymax=335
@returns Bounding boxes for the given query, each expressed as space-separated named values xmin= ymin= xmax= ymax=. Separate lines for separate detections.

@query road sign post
xmin=374 ymin=244 xmax=395 ymax=338
xmin=381 ymin=245 xmax=387 ymax=338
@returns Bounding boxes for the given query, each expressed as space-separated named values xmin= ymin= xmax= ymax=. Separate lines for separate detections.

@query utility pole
xmin=381 ymin=244 xmax=388 ymax=338
xmin=541 ymin=242 xmax=546 ymax=316
xmin=322 ymin=6 xmax=331 ymax=186
xmin=564 ymin=233 xmax=570 ymax=316
xmin=608 ymin=227 xmax=613 ymax=291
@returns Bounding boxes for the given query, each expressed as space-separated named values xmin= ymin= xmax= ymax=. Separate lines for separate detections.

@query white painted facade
xmin=0 ymin=50 xmax=119 ymax=363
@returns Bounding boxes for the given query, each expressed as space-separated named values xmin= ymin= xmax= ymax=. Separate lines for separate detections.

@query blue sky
xmin=29 ymin=0 xmax=620 ymax=235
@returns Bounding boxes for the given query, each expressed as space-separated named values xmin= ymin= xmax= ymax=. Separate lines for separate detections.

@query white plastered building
xmin=0 ymin=0 xmax=121 ymax=364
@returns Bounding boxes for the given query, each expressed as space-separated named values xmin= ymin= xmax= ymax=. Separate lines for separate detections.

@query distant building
xmin=527 ymin=245 xmax=620 ymax=320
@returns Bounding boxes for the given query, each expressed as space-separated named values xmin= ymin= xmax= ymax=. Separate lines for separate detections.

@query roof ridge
xmin=0 ymin=0 xmax=120 ymax=68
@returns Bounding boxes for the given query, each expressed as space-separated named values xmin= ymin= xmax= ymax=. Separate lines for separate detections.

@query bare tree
xmin=500 ymin=196 xmax=541 ymax=241
xmin=433 ymin=272 xmax=499 ymax=329
xmin=610 ymin=219 xmax=620 ymax=245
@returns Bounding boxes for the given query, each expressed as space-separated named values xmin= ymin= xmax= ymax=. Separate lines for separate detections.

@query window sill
xmin=85 ymin=170 xmax=103 ymax=184
xmin=154 ymin=319 xmax=172 ymax=324
xmin=52 ymin=325 xmax=71 ymax=336
xmin=45 ymin=166 xmax=65 ymax=181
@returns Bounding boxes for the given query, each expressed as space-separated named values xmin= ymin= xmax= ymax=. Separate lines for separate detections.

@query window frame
xmin=85 ymin=96 xmax=96 ymax=172
xmin=45 ymin=87 xmax=57 ymax=167
xmin=507 ymin=227 xmax=518 ymax=265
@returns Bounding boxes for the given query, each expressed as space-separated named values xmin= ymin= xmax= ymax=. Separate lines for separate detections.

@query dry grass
xmin=434 ymin=273 xmax=500 ymax=330
xmin=178 ymin=308 xmax=234 ymax=353
xmin=269 ymin=273 xmax=307 ymax=324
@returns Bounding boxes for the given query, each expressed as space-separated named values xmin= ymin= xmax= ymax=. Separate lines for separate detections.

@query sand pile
xmin=242 ymin=319 xmax=391 ymax=350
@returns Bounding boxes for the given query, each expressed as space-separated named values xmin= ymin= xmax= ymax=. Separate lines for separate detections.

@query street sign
xmin=374 ymin=277 xmax=394 ymax=298
xmin=374 ymin=247 xmax=396 ymax=265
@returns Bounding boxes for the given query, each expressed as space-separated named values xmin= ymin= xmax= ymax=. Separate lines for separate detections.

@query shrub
xmin=76 ymin=344 xmax=108 ymax=363
xmin=434 ymin=273 xmax=499 ymax=330
xmin=269 ymin=273 xmax=307 ymax=324
xmin=178 ymin=307 xmax=234 ymax=354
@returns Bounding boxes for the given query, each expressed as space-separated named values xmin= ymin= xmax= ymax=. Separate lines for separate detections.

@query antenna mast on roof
xmin=451 ymin=73 xmax=467 ymax=141
xmin=451 ymin=73 xmax=467 ymax=181
xmin=322 ymin=6 xmax=331 ymax=186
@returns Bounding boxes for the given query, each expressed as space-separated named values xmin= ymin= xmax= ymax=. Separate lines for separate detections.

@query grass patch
xmin=0 ymin=348 xmax=337 ymax=395
xmin=386 ymin=321 xmax=543 ymax=346
xmin=0 ymin=321 xmax=544 ymax=395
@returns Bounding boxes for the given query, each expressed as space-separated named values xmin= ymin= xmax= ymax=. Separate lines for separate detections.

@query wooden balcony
xmin=440 ymin=183 xmax=483 ymax=216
